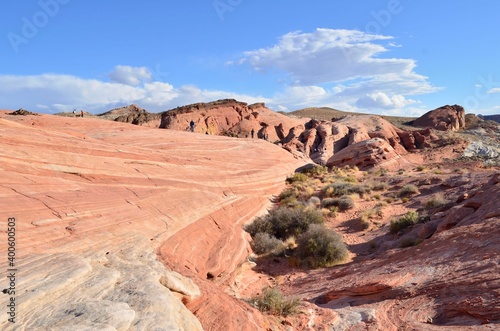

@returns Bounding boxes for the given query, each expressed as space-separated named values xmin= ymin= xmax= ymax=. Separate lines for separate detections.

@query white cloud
xmin=0 ymin=73 xmax=268 ymax=114
xmin=240 ymin=28 xmax=424 ymax=85
xmin=108 ymin=65 xmax=152 ymax=86
xmin=356 ymin=92 xmax=416 ymax=109
xmin=239 ymin=28 xmax=439 ymax=114
xmin=487 ymin=88 xmax=500 ymax=94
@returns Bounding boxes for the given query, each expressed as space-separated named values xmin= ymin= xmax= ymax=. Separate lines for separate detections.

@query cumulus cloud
xmin=0 ymin=72 xmax=267 ymax=114
xmin=239 ymin=28 xmax=439 ymax=113
xmin=356 ymin=92 xmax=416 ymax=109
xmin=108 ymin=65 xmax=152 ymax=86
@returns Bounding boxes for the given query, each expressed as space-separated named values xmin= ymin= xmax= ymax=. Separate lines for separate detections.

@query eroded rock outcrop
xmin=98 ymin=104 xmax=161 ymax=127
xmin=159 ymin=100 xmax=445 ymax=169
xmin=413 ymin=104 xmax=466 ymax=131
xmin=326 ymin=138 xmax=411 ymax=170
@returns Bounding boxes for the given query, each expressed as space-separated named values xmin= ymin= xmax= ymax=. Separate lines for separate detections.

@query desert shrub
xmin=251 ymin=233 xmax=285 ymax=255
xmin=320 ymin=196 xmax=355 ymax=211
xmin=369 ymin=181 xmax=388 ymax=191
xmin=399 ymin=237 xmax=423 ymax=248
xmin=278 ymin=188 xmax=299 ymax=206
xmin=286 ymin=173 xmax=308 ymax=184
xmin=250 ymin=287 xmax=300 ymax=316
xmin=296 ymin=224 xmax=348 ymax=268
xmin=342 ymin=175 xmax=358 ymax=183
xmin=424 ymin=195 xmax=448 ymax=210
xmin=321 ymin=198 xmax=337 ymax=208
xmin=416 ymin=165 xmax=427 ymax=172
xmin=246 ymin=207 xmax=324 ymax=241
xmin=245 ymin=217 xmax=273 ymax=238
xmin=337 ymin=196 xmax=355 ymax=211
xmin=298 ymin=185 xmax=315 ymax=201
xmin=398 ymin=184 xmax=420 ymax=197
xmin=401 ymin=197 xmax=409 ymax=203
xmin=323 ymin=182 xmax=370 ymax=197
xmin=385 ymin=197 xmax=395 ymax=204
xmin=306 ymin=196 xmax=321 ymax=207
xmin=390 ymin=211 xmax=419 ymax=234
xmin=373 ymin=194 xmax=381 ymax=200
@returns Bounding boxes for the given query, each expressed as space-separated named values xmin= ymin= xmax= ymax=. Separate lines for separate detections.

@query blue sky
xmin=1 ymin=0 xmax=500 ymax=115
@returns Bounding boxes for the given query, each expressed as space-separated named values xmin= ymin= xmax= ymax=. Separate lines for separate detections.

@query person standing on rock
xmin=73 ymin=109 xmax=76 ymax=117
xmin=80 ymin=110 xmax=84 ymax=118
xmin=190 ymin=120 xmax=195 ymax=132
xmin=251 ymin=128 xmax=255 ymax=139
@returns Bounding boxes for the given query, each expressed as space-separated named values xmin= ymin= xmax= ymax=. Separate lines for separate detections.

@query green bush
xmin=390 ymin=211 xmax=419 ymax=234
xmin=296 ymin=224 xmax=348 ymax=268
xmin=286 ymin=173 xmax=308 ymax=184
xmin=251 ymin=233 xmax=285 ymax=255
xmin=245 ymin=207 xmax=324 ymax=241
xmin=250 ymin=287 xmax=300 ymax=316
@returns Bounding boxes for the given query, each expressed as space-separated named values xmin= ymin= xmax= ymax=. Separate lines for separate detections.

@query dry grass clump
xmin=416 ymin=165 xmax=427 ymax=172
xmin=321 ymin=196 xmax=355 ymax=211
xmin=286 ymin=172 xmax=308 ymax=184
xmin=323 ymin=182 xmax=370 ymax=198
xmin=424 ymin=194 xmax=449 ymax=210
xmin=398 ymin=184 xmax=420 ymax=197
xmin=360 ymin=205 xmax=384 ymax=229
xmin=302 ymin=165 xmax=328 ymax=177
xmin=390 ymin=211 xmax=420 ymax=234
xmin=250 ymin=287 xmax=300 ymax=316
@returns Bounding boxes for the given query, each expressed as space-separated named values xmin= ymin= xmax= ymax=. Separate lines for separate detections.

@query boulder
xmin=413 ymin=105 xmax=465 ymax=131
xmin=326 ymin=138 xmax=410 ymax=170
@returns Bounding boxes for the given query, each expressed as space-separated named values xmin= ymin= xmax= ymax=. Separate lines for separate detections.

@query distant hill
xmin=479 ymin=114 xmax=500 ymax=123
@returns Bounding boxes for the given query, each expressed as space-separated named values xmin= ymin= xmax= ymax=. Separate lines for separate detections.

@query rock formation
xmin=9 ymin=108 xmax=38 ymax=116
xmin=159 ymin=100 xmax=444 ymax=169
xmin=159 ymin=99 xmax=307 ymax=140
xmin=326 ymin=138 xmax=411 ymax=170
xmin=0 ymin=111 xmax=305 ymax=330
xmin=413 ymin=104 xmax=466 ymax=131
xmin=97 ymin=104 xmax=161 ymax=127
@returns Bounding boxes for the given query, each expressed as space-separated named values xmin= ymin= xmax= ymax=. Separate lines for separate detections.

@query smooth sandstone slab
xmin=0 ymin=112 xmax=305 ymax=330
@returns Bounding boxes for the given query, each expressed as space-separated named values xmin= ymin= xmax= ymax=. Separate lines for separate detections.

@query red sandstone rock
xmin=326 ymin=138 xmax=410 ymax=170
xmin=413 ymin=104 xmax=466 ymax=131
xmin=0 ymin=111 xmax=305 ymax=330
